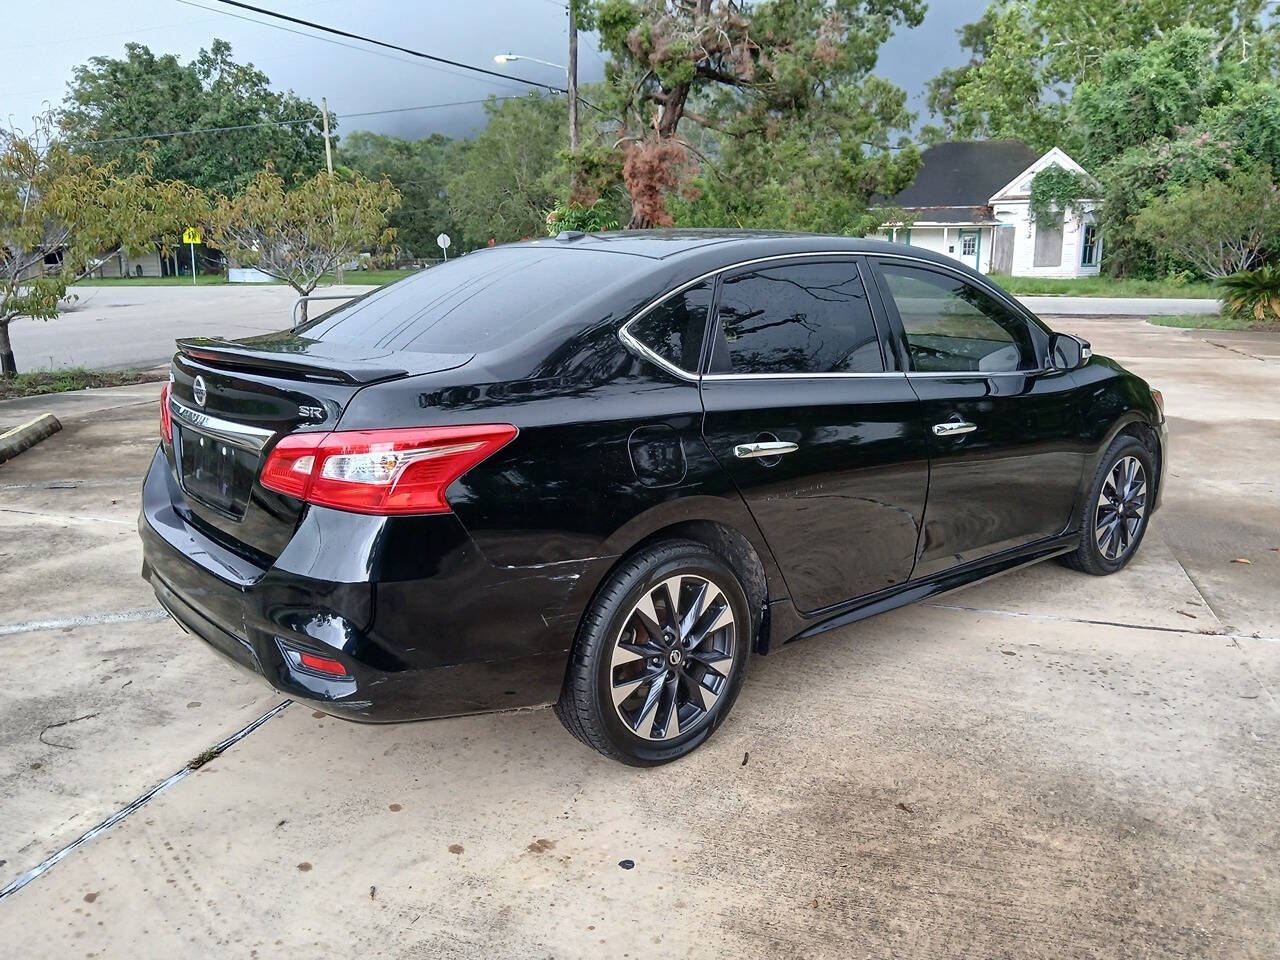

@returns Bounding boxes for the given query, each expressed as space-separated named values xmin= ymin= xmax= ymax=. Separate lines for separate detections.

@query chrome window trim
xmin=702 ymin=371 xmax=906 ymax=381
xmin=170 ymin=396 xmax=274 ymax=452
xmin=906 ymin=369 xmax=1051 ymax=379
xmin=618 ymin=251 xmax=898 ymax=382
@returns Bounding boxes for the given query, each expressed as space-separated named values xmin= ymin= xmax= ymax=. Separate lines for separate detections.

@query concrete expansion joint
xmin=0 ymin=701 xmax=292 ymax=903
xmin=0 ymin=505 xmax=133 ymax=527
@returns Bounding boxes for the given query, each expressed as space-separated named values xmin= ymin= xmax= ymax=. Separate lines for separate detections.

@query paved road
xmin=8 ymin=284 xmax=378 ymax=373
xmin=0 ymin=315 xmax=1276 ymax=957
xmin=7 ymin=284 xmax=1221 ymax=372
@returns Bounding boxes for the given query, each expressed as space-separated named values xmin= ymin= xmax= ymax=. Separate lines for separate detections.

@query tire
xmin=554 ymin=539 xmax=753 ymax=766
xmin=1059 ymin=434 xmax=1154 ymax=576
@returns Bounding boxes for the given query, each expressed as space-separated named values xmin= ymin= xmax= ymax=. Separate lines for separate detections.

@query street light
xmin=493 ymin=51 xmax=578 ymax=154
xmin=493 ymin=53 xmax=566 ymax=74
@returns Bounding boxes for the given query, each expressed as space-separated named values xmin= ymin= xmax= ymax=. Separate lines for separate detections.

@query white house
xmin=877 ymin=141 xmax=1102 ymax=278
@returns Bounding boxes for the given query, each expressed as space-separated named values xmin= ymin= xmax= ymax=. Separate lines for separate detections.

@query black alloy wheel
xmin=555 ymin=540 xmax=752 ymax=765
xmin=1060 ymin=435 xmax=1154 ymax=575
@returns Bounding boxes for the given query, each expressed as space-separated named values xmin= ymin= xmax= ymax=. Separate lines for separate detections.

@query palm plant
xmin=1219 ymin=266 xmax=1280 ymax=325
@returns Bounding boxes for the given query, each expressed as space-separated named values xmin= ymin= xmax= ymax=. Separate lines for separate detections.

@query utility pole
xmin=321 ymin=97 xmax=335 ymax=177
xmin=321 ymin=97 xmax=343 ymax=283
xmin=567 ymin=2 xmax=579 ymax=158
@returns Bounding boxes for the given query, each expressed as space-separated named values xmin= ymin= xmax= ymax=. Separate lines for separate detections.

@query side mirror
xmin=1051 ymin=332 xmax=1091 ymax=370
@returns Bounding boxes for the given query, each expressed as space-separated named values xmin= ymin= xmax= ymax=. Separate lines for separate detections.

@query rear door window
xmin=625 ymin=281 xmax=713 ymax=374
xmin=709 ymin=260 xmax=884 ymax=375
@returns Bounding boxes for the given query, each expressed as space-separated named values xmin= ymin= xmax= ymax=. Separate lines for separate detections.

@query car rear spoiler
xmin=175 ymin=338 xmax=473 ymax=385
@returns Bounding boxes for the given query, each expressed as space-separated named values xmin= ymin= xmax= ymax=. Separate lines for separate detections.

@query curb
xmin=0 ymin=413 xmax=62 ymax=463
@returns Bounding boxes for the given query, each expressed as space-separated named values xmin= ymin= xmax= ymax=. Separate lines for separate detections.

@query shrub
xmin=1132 ymin=164 xmax=1280 ymax=279
xmin=1219 ymin=266 xmax=1280 ymax=325
xmin=544 ymin=200 xmax=619 ymax=235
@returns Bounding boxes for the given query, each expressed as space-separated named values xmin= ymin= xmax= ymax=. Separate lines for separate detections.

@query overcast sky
xmin=0 ymin=0 xmax=987 ymax=143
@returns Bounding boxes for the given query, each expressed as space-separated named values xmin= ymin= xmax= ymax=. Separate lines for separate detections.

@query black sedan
xmin=139 ymin=231 xmax=1167 ymax=765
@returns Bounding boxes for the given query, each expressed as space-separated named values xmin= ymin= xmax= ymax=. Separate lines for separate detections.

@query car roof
xmin=515 ymin=228 xmax=960 ymax=270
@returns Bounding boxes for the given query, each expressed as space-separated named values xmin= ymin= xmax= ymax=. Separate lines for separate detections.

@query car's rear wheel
xmin=1059 ymin=434 xmax=1154 ymax=576
xmin=555 ymin=540 xmax=752 ymax=765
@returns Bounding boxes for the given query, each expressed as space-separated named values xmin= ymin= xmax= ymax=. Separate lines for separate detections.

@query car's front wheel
xmin=1060 ymin=433 xmax=1154 ymax=575
xmin=555 ymin=540 xmax=752 ymax=765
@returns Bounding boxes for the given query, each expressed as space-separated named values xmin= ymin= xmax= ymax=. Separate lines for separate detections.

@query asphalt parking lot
xmin=0 ymin=316 xmax=1277 ymax=958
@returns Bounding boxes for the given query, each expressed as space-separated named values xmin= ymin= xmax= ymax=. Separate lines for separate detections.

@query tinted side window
xmin=627 ymin=281 xmax=713 ymax=373
xmin=712 ymin=261 xmax=884 ymax=375
xmin=876 ymin=263 xmax=1035 ymax=373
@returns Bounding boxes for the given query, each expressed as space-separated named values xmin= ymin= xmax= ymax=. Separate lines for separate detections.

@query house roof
xmin=889 ymin=140 xmax=1041 ymax=209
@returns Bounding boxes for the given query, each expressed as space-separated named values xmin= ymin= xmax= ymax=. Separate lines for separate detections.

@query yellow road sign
xmin=183 ymin=227 xmax=202 ymax=245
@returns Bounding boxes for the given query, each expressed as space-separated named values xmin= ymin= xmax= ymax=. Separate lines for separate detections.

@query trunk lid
xmin=167 ymin=335 xmax=473 ymax=564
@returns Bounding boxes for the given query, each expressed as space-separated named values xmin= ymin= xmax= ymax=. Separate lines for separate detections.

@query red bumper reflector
xmin=298 ymin=652 xmax=349 ymax=677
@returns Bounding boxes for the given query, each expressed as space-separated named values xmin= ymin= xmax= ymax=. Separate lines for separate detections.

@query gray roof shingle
xmin=890 ymin=140 xmax=1040 ymax=209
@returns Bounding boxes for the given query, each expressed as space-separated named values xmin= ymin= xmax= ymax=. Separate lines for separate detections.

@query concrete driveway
xmin=0 ymin=317 xmax=1276 ymax=958
xmin=8 ymin=282 xmax=1220 ymax=372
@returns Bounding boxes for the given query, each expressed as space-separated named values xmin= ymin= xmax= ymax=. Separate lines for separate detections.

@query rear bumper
xmin=139 ymin=446 xmax=607 ymax=722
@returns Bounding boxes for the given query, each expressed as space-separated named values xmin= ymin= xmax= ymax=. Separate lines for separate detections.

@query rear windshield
xmin=299 ymin=247 xmax=634 ymax=353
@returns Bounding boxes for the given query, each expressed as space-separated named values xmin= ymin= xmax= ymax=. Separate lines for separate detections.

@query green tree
xmin=338 ymin=131 xmax=461 ymax=256
xmin=1063 ymin=26 xmax=1280 ymax=275
xmin=0 ymin=112 xmax=206 ymax=376
xmin=593 ymin=0 xmax=925 ymax=229
xmin=930 ymin=1 xmax=1276 ymax=146
xmin=1133 ymin=164 xmax=1280 ymax=277
xmin=62 ymin=39 xmax=327 ymax=192
xmin=208 ymin=166 xmax=400 ymax=321
xmin=1070 ymin=27 xmax=1223 ymax=170
xmin=446 ymin=95 xmax=569 ymax=245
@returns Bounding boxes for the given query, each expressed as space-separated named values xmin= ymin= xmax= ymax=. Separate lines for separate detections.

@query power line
xmin=172 ymin=0 xmax=526 ymax=92
xmin=203 ymin=0 xmax=567 ymax=93
xmin=75 ymin=115 xmax=320 ymax=146
xmin=71 ymin=96 xmax=527 ymax=147
xmin=343 ymin=96 xmax=521 ymax=120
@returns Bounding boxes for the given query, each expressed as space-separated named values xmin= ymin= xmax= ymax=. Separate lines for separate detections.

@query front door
xmin=869 ymin=258 xmax=1085 ymax=578
xmin=699 ymin=257 xmax=930 ymax=613
xmin=958 ymin=229 xmax=981 ymax=271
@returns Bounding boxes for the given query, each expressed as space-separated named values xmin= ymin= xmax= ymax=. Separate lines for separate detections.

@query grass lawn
xmin=0 ymin=368 xmax=165 ymax=401
xmin=990 ymin=273 xmax=1219 ymax=298
xmin=77 ymin=275 xmax=229 ymax=286
xmin=317 ymin=269 xmax=419 ymax=287
xmin=1147 ymin=313 xmax=1279 ymax=332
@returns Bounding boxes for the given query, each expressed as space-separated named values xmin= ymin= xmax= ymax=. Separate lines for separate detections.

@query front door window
xmin=875 ymin=263 xmax=1036 ymax=373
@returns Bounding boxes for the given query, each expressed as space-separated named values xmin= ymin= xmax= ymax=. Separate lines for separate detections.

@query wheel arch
xmin=580 ymin=499 xmax=783 ymax=655
xmin=1071 ymin=411 xmax=1163 ymax=531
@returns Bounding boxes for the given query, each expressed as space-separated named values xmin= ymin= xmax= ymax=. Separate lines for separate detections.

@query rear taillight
xmin=160 ymin=383 xmax=173 ymax=444
xmin=259 ymin=424 xmax=517 ymax=515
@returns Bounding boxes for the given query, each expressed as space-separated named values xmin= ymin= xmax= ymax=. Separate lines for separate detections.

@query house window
xmin=1081 ymin=223 xmax=1100 ymax=266
xmin=1034 ymin=218 xmax=1064 ymax=267
xmin=961 ymin=234 xmax=978 ymax=257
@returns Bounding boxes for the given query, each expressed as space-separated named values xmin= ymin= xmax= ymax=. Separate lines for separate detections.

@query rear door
xmin=699 ymin=256 xmax=929 ymax=614
xmin=868 ymin=257 xmax=1084 ymax=578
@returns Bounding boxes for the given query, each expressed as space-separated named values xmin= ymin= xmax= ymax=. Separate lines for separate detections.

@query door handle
xmin=734 ymin=441 xmax=800 ymax=459
xmin=932 ymin=421 xmax=977 ymax=436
